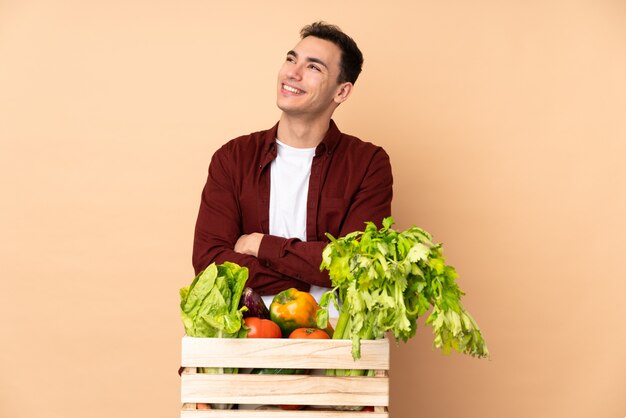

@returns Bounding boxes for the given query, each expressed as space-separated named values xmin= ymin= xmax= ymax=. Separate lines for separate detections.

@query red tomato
xmin=288 ymin=328 xmax=330 ymax=339
xmin=244 ymin=317 xmax=282 ymax=338
xmin=279 ymin=327 xmax=328 ymax=410
xmin=279 ymin=405 xmax=305 ymax=410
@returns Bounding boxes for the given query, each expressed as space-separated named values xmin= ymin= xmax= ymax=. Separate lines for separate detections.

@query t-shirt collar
xmin=264 ymin=119 xmax=341 ymax=157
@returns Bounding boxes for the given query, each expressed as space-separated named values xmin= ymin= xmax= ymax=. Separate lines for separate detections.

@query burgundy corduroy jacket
xmin=192 ymin=120 xmax=393 ymax=295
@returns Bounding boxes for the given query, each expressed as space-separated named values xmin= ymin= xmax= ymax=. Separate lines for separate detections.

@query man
xmin=192 ymin=22 xmax=393 ymax=312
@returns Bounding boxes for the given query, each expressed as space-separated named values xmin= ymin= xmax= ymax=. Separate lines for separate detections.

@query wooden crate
xmin=180 ymin=336 xmax=390 ymax=417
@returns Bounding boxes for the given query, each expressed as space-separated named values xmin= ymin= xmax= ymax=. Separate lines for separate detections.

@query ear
xmin=333 ymin=82 xmax=353 ymax=104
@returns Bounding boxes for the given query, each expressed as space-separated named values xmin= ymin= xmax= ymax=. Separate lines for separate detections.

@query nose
xmin=286 ymin=63 xmax=303 ymax=81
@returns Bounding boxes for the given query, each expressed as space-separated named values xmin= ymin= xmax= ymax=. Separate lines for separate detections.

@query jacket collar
xmin=263 ymin=119 xmax=342 ymax=157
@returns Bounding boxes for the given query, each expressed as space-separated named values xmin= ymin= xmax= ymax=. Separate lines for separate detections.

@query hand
xmin=234 ymin=233 xmax=264 ymax=257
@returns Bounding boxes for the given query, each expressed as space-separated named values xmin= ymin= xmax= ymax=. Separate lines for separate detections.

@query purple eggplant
xmin=239 ymin=287 xmax=270 ymax=319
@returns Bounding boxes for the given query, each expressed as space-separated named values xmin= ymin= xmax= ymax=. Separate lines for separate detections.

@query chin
xmin=276 ymin=101 xmax=297 ymax=114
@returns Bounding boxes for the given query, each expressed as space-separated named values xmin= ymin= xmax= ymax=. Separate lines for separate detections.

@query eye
xmin=286 ymin=56 xmax=296 ymax=63
xmin=308 ymin=64 xmax=321 ymax=72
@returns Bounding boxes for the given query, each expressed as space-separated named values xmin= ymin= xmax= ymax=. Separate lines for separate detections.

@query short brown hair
xmin=300 ymin=21 xmax=364 ymax=84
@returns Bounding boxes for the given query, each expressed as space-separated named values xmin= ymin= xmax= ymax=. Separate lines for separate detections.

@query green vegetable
xmin=317 ymin=217 xmax=488 ymax=368
xmin=179 ymin=261 xmax=249 ymax=409
xmin=180 ymin=262 xmax=248 ymax=339
xmin=250 ymin=368 xmax=308 ymax=375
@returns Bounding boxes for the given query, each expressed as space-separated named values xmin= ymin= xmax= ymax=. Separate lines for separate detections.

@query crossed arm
xmin=192 ymin=145 xmax=392 ymax=295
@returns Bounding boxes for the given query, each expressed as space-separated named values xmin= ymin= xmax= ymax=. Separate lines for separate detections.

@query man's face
xmin=276 ymin=36 xmax=346 ymax=118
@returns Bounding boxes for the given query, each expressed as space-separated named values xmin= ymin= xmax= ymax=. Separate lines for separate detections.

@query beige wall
xmin=1 ymin=1 xmax=625 ymax=417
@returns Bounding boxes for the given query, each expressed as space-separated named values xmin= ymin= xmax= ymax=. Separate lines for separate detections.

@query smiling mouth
xmin=282 ymin=83 xmax=305 ymax=95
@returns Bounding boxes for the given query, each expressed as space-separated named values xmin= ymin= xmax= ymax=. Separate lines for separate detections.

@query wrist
xmin=234 ymin=233 xmax=264 ymax=257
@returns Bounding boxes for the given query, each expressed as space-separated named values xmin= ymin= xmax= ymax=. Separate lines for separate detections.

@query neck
xmin=276 ymin=114 xmax=331 ymax=149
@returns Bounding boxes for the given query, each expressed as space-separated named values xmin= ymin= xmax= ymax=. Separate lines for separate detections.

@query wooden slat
xmin=181 ymin=374 xmax=389 ymax=407
xmin=182 ymin=368 xmax=198 ymax=410
xmin=181 ymin=336 xmax=389 ymax=370
xmin=180 ymin=409 xmax=388 ymax=418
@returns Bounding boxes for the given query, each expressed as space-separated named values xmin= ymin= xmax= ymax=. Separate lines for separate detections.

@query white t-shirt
xmin=262 ymin=139 xmax=339 ymax=318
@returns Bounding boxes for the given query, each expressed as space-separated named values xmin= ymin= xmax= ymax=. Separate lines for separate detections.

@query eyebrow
xmin=287 ymin=50 xmax=328 ymax=69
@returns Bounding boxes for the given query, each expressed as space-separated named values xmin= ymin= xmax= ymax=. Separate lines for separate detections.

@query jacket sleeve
xmin=257 ymin=147 xmax=393 ymax=287
xmin=192 ymin=145 xmax=308 ymax=295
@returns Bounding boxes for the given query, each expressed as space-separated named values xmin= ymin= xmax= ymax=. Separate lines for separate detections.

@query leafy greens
xmin=180 ymin=261 xmax=249 ymax=393
xmin=180 ymin=261 xmax=248 ymax=339
xmin=317 ymin=217 xmax=489 ymax=362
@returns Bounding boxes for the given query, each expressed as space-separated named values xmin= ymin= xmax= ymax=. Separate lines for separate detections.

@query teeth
xmin=283 ymin=84 xmax=303 ymax=94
